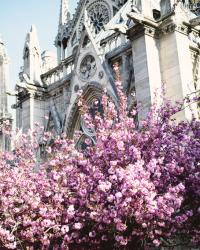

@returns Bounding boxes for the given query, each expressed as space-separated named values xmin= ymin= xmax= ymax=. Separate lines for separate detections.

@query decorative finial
xmin=59 ymin=0 xmax=70 ymax=26
xmin=30 ymin=24 xmax=37 ymax=33
xmin=0 ymin=34 xmax=4 ymax=45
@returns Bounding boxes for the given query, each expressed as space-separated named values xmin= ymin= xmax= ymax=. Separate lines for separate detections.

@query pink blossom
xmin=115 ymin=192 xmax=123 ymax=199
xmin=0 ymin=71 xmax=199 ymax=249
xmin=117 ymin=141 xmax=124 ymax=150
xmin=61 ymin=225 xmax=69 ymax=234
xmin=153 ymin=239 xmax=160 ymax=247
xmin=74 ymin=223 xmax=83 ymax=230
xmin=116 ymin=222 xmax=127 ymax=232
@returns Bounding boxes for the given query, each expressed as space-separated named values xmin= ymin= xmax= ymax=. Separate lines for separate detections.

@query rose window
xmin=78 ymin=1 xmax=111 ymax=37
xmin=88 ymin=2 xmax=110 ymax=34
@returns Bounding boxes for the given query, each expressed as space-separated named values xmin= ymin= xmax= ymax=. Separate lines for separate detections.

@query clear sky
xmin=0 ymin=0 xmax=78 ymax=91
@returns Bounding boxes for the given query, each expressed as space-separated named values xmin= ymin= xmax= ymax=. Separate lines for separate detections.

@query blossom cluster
xmin=0 ymin=76 xmax=199 ymax=249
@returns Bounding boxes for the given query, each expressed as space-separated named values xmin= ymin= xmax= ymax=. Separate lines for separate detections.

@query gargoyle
xmin=105 ymin=23 xmax=129 ymax=34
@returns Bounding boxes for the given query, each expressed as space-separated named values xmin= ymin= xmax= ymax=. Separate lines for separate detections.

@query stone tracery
xmin=79 ymin=55 xmax=97 ymax=80
xmin=88 ymin=1 xmax=111 ymax=34
xmin=78 ymin=0 xmax=111 ymax=38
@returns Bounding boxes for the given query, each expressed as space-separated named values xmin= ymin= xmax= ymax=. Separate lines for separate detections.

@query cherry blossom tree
xmin=0 ymin=71 xmax=199 ymax=249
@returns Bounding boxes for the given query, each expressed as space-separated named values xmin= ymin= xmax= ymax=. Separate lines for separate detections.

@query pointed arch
xmin=82 ymin=35 xmax=90 ymax=48
xmin=62 ymin=37 xmax=68 ymax=50
xmin=66 ymin=82 xmax=103 ymax=138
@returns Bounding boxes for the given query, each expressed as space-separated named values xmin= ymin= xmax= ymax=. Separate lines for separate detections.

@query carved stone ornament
xmin=98 ymin=71 xmax=104 ymax=79
xmin=79 ymin=55 xmax=97 ymax=80
xmin=74 ymin=84 xmax=80 ymax=92
xmin=161 ymin=23 xmax=176 ymax=35
xmin=88 ymin=1 xmax=110 ymax=34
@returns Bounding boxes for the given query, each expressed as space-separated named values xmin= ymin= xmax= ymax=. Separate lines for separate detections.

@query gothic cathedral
xmin=13 ymin=0 xmax=200 ymax=147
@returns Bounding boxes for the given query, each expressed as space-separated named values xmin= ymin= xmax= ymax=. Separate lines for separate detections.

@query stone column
xmin=29 ymin=91 xmax=35 ymax=130
xmin=122 ymin=53 xmax=130 ymax=91
xmin=129 ymin=24 xmax=162 ymax=120
xmin=57 ymin=45 xmax=62 ymax=64
xmin=159 ymin=23 xmax=198 ymax=120
xmin=140 ymin=0 xmax=153 ymax=18
xmin=61 ymin=43 xmax=65 ymax=60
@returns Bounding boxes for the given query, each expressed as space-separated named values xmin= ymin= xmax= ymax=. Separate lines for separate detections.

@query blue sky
xmin=0 ymin=0 xmax=78 ymax=90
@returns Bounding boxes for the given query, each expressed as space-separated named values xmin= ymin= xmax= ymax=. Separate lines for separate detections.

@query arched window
xmin=62 ymin=37 xmax=68 ymax=59
xmin=66 ymin=84 xmax=103 ymax=149
xmin=23 ymin=47 xmax=30 ymax=76
xmin=82 ymin=35 xmax=90 ymax=48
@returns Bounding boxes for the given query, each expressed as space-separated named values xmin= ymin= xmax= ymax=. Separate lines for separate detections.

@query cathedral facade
xmin=14 ymin=0 xmax=200 ymax=146
xmin=0 ymin=39 xmax=12 ymax=151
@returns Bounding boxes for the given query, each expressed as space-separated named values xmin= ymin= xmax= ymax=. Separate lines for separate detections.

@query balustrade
xmin=41 ymin=58 xmax=73 ymax=86
xmin=182 ymin=1 xmax=200 ymax=14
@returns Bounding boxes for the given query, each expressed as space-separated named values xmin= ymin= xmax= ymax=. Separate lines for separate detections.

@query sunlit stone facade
xmin=0 ymin=39 xmax=12 ymax=151
xmin=14 ymin=0 xmax=200 ymax=145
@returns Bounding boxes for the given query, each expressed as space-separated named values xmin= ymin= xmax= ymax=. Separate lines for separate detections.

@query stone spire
xmin=0 ymin=38 xmax=12 ymax=151
xmin=0 ymin=38 xmax=9 ymax=117
xmin=21 ymin=24 xmax=42 ymax=86
xmin=59 ymin=0 xmax=70 ymax=26
xmin=56 ymin=0 xmax=71 ymax=63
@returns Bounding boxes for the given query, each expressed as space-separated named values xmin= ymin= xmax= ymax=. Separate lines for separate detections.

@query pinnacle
xmin=0 ymin=34 xmax=4 ymax=45
xmin=59 ymin=0 xmax=70 ymax=26
xmin=30 ymin=24 xmax=37 ymax=33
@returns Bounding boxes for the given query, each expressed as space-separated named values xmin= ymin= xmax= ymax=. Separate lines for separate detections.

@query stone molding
xmin=128 ymin=23 xmax=159 ymax=40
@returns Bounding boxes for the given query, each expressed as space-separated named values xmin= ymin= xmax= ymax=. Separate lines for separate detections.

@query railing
xmin=183 ymin=1 xmax=200 ymax=15
xmin=41 ymin=56 xmax=74 ymax=86
xmin=101 ymin=33 xmax=125 ymax=55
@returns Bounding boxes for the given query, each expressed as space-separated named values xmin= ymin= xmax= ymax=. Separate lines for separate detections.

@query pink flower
xmin=0 ymin=76 xmax=199 ymax=249
xmin=61 ymin=225 xmax=69 ymax=234
xmin=115 ymin=192 xmax=123 ymax=199
xmin=142 ymin=223 xmax=147 ymax=228
xmin=120 ymin=237 xmax=128 ymax=246
xmin=153 ymin=239 xmax=160 ymax=247
xmin=117 ymin=141 xmax=124 ymax=150
xmin=90 ymin=211 xmax=98 ymax=220
xmin=107 ymin=194 xmax=115 ymax=203
xmin=74 ymin=223 xmax=83 ymax=230
xmin=42 ymin=237 xmax=50 ymax=247
xmin=89 ymin=231 xmax=96 ymax=238
xmin=41 ymin=219 xmax=52 ymax=228
xmin=67 ymin=205 xmax=75 ymax=218
xmin=110 ymin=161 xmax=118 ymax=166
xmin=116 ymin=222 xmax=127 ymax=232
